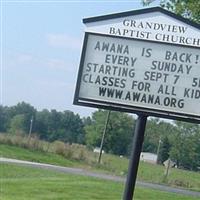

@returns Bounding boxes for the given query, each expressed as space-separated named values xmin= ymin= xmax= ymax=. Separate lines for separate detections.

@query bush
xmin=169 ymin=179 xmax=191 ymax=188
xmin=0 ymin=134 xmax=12 ymax=145
xmin=10 ymin=134 xmax=24 ymax=147
xmin=53 ymin=141 xmax=66 ymax=156
xmin=63 ymin=143 xmax=73 ymax=159
xmin=0 ymin=134 xmax=93 ymax=165
xmin=28 ymin=136 xmax=42 ymax=150
xmin=70 ymin=143 xmax=88 ymax=161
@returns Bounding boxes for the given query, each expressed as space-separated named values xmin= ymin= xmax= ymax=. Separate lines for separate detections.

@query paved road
xmin=1 ymin=157 xmax=200 ymax=197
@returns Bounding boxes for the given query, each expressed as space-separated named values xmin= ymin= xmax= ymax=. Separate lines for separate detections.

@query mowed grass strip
xmin=0 ymin=144 xmax=78 ymax=167
xmin=2 ymin=143 xmax=200 ymax=192
xmin=1 ymin=163 xmax=122 ymax=200
xmin=1 ymin=163 xmax=199 ymax=200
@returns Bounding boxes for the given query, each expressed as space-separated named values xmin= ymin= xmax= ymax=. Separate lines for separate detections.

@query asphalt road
xmin=1 ymin=157 xmax=200 ymax=197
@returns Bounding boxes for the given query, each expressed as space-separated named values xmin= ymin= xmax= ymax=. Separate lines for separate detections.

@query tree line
xmin=0 ymin=102 xmax=200 ymax=171
xmin=0 ymin=102 xmax=85 ymax=144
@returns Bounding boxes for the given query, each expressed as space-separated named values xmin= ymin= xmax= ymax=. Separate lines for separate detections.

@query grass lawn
xmin=1 ymin=144 xmax=200 ymax=192
xmin=1 ymin=163 xmax=199 ymax=200
xmin=0 ymin=144 xmax=77 ymax=167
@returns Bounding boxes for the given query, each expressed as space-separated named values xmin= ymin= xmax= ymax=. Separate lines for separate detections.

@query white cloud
xmin=7 ymin=51 xmax=73 ymax=72
xmin=5 ymin=53 xmax=34 ymax=69
xmin=46 ymin=33 xmax=82 ymax=50
xmin=45 ymin=58 xmax=67 ymax=70
xmin=44 ymin=58 xmax=77 ymax=73
xmin=17 ymin=54 xmax=33 ymax=63
xmin=38 ymin=80 xmax=74 ymax=90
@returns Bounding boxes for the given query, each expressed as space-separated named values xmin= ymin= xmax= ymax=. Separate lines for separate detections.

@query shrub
xmin=63 ymin=143 xmax=73 ymax=159
xmin=53 ymin=141 xmax=66 ymax=156
xmin=169 ymin=179 xmax=191 ymax=188
xmin=70 ymin=143 xmax=88 ymax=161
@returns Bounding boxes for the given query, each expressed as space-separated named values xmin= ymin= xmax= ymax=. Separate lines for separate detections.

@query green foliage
xmin=169 ymin=121 xmax=200 ymax=171
xmin=143 ymin=0 xmax=200 ymax=23
xmin=85 ymin=110 xmax=135 ymax=155
xmin=143 ymin=118 xmax=160 ymax=153
xmin=143 ymin=118 xmax=174 ymax=153
xmin=0 ymin=102 xmax=36 ymax=134
xmin=1 ymin=102 xmax=85 ymax=144
xmin=0 ymin=105 xmax=10 ymax=132
xmin=143 ymin=118 xmax=200 ymax=171
xmin=11 ymin=102 xmax=36 ymax=133
xmin=35 ymin=109 xmax=85 ymax=144
xmin=161 ymin=0 xmax=200 ymax=23
xmin=158 ymin=136 xmax=171 ymax=164
xmin=8 ymin=114 xmax=26 ymax=134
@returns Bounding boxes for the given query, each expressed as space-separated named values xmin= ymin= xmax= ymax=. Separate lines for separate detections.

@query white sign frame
xmin=74 ymin=7 xmax=200 ymax=123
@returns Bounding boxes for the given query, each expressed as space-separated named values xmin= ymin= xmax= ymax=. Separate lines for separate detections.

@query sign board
xmin=84 ymin=7 xmax=200 ymax=48
xmin=74 ymin=7 xmax=200 ymax=122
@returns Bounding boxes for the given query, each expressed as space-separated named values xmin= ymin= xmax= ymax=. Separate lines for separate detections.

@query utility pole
xmin=28 ymin=116 xmax=33 ymax=143
xmin=98 ymin=110 xmax=111 ymax=164
xmin=156 ymin=137 xmax=162 ymax=164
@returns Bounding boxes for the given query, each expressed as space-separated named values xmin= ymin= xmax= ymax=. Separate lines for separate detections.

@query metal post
xmin=98 ymin=110 xmax=111 ymax=164
xmin=123 ymin=114 xmax=147 ymax=200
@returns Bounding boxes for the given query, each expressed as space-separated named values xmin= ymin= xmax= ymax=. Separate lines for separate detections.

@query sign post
xmin=123 ymin=114 xmax=147 ymax=200
xmin=74 ymin=7 xmax=200 ymax=200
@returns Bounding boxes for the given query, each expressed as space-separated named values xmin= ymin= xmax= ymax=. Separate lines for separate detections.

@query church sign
xmin=74 ymin=7 xmax=200 ymax=123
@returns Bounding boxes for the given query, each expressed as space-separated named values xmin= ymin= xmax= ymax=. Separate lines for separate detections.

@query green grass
xmin=137 ymin=161 xmax=200 ymax=191
xmin=0 ymin=144 xmax=78 ymax=167
xmin=1 ymin=163 xmax=199 ymax=200
xmin=1 ymin=144 xmax=200 ymax=192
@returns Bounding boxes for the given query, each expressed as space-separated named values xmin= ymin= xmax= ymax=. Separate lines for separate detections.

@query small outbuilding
xmin=140 ymin=152 xmax=157 ymax=164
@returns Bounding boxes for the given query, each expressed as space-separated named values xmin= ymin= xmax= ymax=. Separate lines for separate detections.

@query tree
xmin=82 ymin=116 xmax=92 ymax=127
xmin=9 ymin=114 xmax=25 ymax=135
xmin=59 ymin=111 xmax=84 ymax=144
xmin=85 ymin=110 xmax=135 ymax=155
xmin=142 ymin=0 xmax=200 ymax=23
xmin=34 ymin=109 xmax=85 ymax=144
xmin=143 ymin=118 xmax=160 ymax=153
xmin=34 ymin=109 xmax=51 ymax=140
xmin=0 ymin=106 xmax=9 ymax=132
xmin=143 ymin=118 xmax=174 ymax=153
xmin=8 ymin=102 xmax=36 ymax=134
xmin=160 ymin=0 xmax=200 ymax=23
xmin=170 ymin=121 xmax=200 ymax=170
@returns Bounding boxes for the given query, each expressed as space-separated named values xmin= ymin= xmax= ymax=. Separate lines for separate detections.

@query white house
xmin=140 ymin=152 xmax=157 ymax=164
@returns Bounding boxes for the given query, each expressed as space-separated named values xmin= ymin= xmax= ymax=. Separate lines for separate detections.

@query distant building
xmin=93 ymin=147 xmax=105 ymax=154
xmin=140 ymin=152 xmax=157 ymax=164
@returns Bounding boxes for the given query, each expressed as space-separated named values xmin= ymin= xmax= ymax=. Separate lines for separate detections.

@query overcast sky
xmin=1 ymin=0 xmax=159 ymax=117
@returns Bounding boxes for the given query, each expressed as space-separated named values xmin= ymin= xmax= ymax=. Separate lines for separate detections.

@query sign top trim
xmin=83 ymin=7 xmax=200 ymax=30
